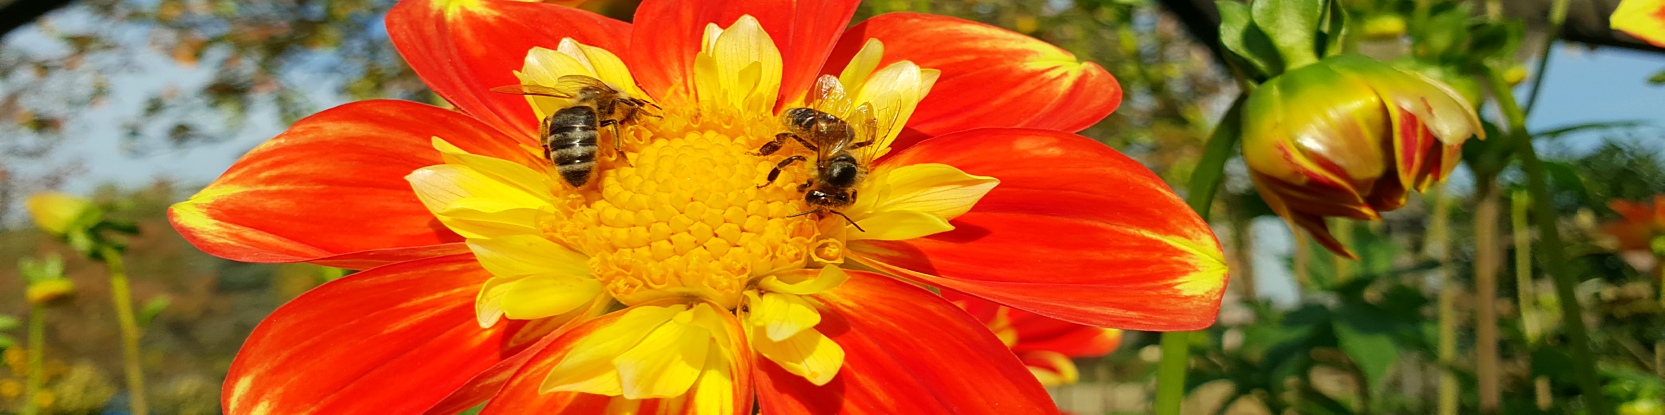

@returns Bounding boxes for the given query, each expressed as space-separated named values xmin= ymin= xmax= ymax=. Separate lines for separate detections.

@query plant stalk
xmin=1486 ymin=67 xmax=1611 ymax=415
xmin=21 ymin=305 xmax=45 ymax=415
xmin=100 ymin=246 xmax=149 ymax=415
xmin=1512 ymin=190 xmax=1552 ymax=410
xmin=1154 ymin=96 xmax=1245 ymax=415
xmin=1474 ymin=179 xmax=1502 ymax=414
xmin=1429 ymin=183 xmax=1459 ymax=415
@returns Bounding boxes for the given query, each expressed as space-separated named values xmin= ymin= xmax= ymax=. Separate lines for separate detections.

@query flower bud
xmin=1242 ymin=54 xmax=1483 ymax=257
xmin=20 ymin=255 xmax=75 ymax=306
xmin=25 ymin=192 xmax=101 ymax=238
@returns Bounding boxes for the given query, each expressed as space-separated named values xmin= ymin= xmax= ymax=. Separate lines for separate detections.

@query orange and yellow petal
xmin=628 ymin=0 xmax=860 ymax=105
xmin=168 ymin=101 xmax=536 ymax=269
xmin=485 ymin=304 xmax=754 ymax=415
xmin=1613 ymin=0 xmax=1665 ymax=47
xmin=223 ymin=255 xmax=537 ymax=415
xmin=852 ymin=129 xmax=1227 ymax=331
xmin=754 ymin=273 xmax=1058 ymax=415
xmin=388 ymin=0 xmax=632 ymax=138
xmin=1019 ymin=350 xmax=1080 ymax=387
xmin=827 ymin=13 xmax=1120 ymax=151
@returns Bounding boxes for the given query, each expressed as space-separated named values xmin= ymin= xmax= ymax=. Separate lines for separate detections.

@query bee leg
xmin=754 ymin=133 xmax=794 ymax=156
xmin=759 ymin=155 xmax=807 ymax=188
xmin=797 ymin=179 xmax=814 ymax=192
xmin=847 ymin=139 xmax=876 ymax=150
xmin=787 ymin=134 xmax=819 ymax=152
xmin=599 ymin=119 xmax=632 ymax=166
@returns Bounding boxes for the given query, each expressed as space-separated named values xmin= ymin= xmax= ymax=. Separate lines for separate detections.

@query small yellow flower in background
xmin=24 ymin=193 xmax=99 ymax=238
xmin=19 ymin=256 xmax=75 ymax=307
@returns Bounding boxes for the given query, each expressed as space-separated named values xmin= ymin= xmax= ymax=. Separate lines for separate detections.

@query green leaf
xmin=1250 ymin=0 xmax=1325 ymax=68
xmin=1317 ymin=0 xmax=1348 ymax=57
xmin=1298 ymin=390 xmax=1356 ymax=415
xmin=0 ymin=336 xmax=13 ymax=349
xmin=0 ymin=315 xmax=18 ymax=331
xmin=1532 ymin=120 xmax=1650 ymax=140
xmin=1649 ymin=68 xmax=1665 ymax=84
xmin=1218 ymin=1 xmax=1284 ymax=80
xmin=1540 ymin=160 xmax=1591 ymax=205
xmin=1334 ymin=303 xmax=1400 ymax=397
xmin=1467 ymin=20 xmax=1525 ymax=64
xmin=138 ymin=296 xmax=172 ymax=328
xmin=1410 ymin=4 xmax=1470 ymax=64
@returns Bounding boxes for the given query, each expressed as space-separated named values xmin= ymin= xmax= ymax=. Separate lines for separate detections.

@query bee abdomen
xmin=544 ymin=106 xmax=601 ymax=187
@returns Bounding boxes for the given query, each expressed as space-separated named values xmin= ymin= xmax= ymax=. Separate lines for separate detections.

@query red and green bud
xmin=1242 ymin=54 xmax=1483 ymax=257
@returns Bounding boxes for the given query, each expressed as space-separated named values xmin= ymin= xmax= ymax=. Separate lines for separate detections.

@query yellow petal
xmin=758 ymin=266 xmax=850 ymax=296
xmin=848 ymin=60 xmax=933 ymax=159
xmin=25 ymin=192 xmax=97 ymax=236
xmin=466 ymin=235 xmax=589 ymax=277
xmin=432 ymin=137 xmax=556 ymax=195
xmin=407 ymin=164 xmax=552 ymax=238
xmin=836 ymin=39 xmax=885 ymax=95
xmin=500 ymin=275 xmax=604 ymax=321
xmin=542 ymin=305 xmax=685 ymax=396
xmin=750 ymin=327 xmax=843 ymax=386
xmin=746 ymin=292 xmax=821 ymax=341
xmin=866 ymin=163 xmax=999 ymax=221
xmin=693 ymin=15 xmax=782 ymax=114
xmin=613 ymin=309 xmax=714 ymax=399
xmin=847 ymin=210 xmax=954 ymax=241
xmin=685 ymin=344 xmax=738 ymax=415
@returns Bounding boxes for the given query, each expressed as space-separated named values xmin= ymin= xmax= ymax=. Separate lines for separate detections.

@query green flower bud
xmin=1242 ymin=54 xmax=1484 ymax=257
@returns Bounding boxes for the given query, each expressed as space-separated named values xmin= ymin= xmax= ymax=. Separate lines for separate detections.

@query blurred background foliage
xmin=0 ymin=0 xmax=1661 ymax=414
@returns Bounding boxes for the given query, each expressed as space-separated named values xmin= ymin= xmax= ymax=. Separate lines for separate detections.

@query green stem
xmin=1153 ymin=96 xmax=1246 ymax=415
xmin=1475 ymin=179 xmax=1502 ymax=414
xmin=1513 ymin=190 xmax=1553 ymax=409
xmin=1486 ymin=67 xmax=1611 ymax=415
xmin=100 ymin=246 xmax=149 ymax=415
xmin=1511 ymin=190 xmax=1541 ymax=344
xmin=1429 ymin=183 xmax=1459 ymax=415
xmin=21 ymin=305 xmax=45 ymax=415
xmin=1521 ymin=0 xmax=1570 ymax=117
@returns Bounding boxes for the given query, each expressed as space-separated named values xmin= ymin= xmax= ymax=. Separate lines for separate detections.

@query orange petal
xmin=948 ymin=293 xmax=1123 ymax=358
xmin=483 ymin=305 xmax=755 ymax=415
xmin=628 ymin=0 xmax=861 ymax=105
xmin=827 ymin=13 xmax=1120 ymax=151
xmin=387 ymin=0 xmax=632 ymax=138
xmin=425 ymin=298 xmax=612 ymax=414
xmin=754 ymin=272 xmax=1059 ymax=415
xmin=169 ymin=100 xmax=536 ymax=268
xmin=223 ymin=255 xmax=533 ymax=415
xmin=851 ymin=129 xmax=1227 ymax=331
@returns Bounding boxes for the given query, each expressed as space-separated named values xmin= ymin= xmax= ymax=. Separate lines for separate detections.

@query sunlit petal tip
xmin=828 ymin=12 xmax=1121 ymax=145
xmin=167 ymin=100 xmax=556 ymax=268
xmin=1612 ymin=0 xmax=1665 ymax=47
xmin=852 ymin=129 xmax=1229 ymax=331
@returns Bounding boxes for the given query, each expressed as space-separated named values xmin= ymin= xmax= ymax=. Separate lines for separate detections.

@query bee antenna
xmin=834 ymin=211 xmax=865 ymax=232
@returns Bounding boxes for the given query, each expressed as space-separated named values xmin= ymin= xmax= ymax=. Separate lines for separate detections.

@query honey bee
xmin=754 ymin=75 xmax=897 ymax=232
xmin=491 ymin=75 xmax=657 ymax=187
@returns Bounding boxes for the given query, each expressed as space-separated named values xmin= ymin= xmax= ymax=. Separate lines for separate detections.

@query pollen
xmin=547 ymin=109 xmax=820 ymax=309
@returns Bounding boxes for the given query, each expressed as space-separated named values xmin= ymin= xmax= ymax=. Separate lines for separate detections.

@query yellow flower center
xmin=547 ymin=109 xmax=819 ymax=309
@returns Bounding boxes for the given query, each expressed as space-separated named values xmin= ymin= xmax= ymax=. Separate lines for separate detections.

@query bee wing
xmin=489 ymin=84 xmax=577 ymax=99
xmin=807 ymin=75 xmax=852 ymax=117
xmin=849 ymin=102 xmax=894 ymax=166
xmin=553 ymin=74 xmax=613 ymax=93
